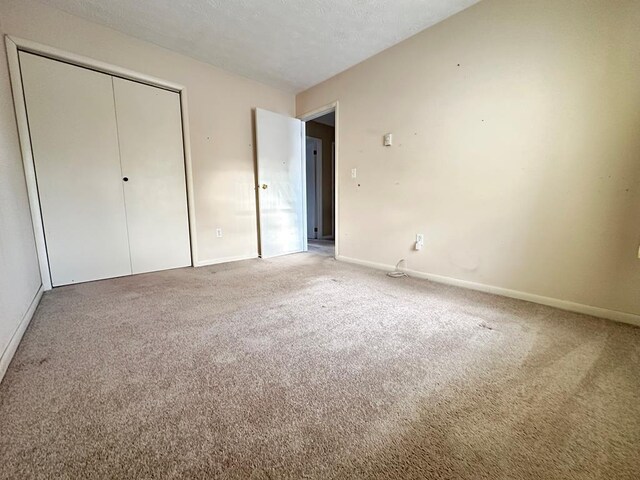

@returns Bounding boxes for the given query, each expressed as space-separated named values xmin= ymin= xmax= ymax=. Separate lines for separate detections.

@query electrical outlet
xmin=351 ymin=168 xmax=357 ymax=179
xmin=216 ymin=228 xmax=223 ymax=238
xmin=415 ymin=233 xmax=424 ymax=251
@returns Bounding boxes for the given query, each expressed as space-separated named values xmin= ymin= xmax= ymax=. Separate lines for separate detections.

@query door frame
xmin=5 ymin=35 xmax=198 ymax=290
xmin=298 ymin=102 xmax=338 ymax=257
xmin=327 ymin=141 xmax=335 ymax=240
xmin=306 ymin=136 xmax=323 ymax=240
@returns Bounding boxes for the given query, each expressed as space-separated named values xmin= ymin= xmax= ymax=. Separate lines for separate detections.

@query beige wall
xmin=0 ymin=0 xmax=294 ymax=359
xmin=297 ymin=0 xmax=640 ymax=316
xmin=306 ymin=121 xmax=335 ymax=237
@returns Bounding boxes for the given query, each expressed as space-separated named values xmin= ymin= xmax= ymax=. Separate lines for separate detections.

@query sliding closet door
xmin=112 ymin=78 xmax=191 ymax=274
xmin=20 ymin=52 xmax=132 ymax=286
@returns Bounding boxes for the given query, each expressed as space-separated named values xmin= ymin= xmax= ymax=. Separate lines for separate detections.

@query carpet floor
xmin=0 ymin=248 xmax=638 ymax=479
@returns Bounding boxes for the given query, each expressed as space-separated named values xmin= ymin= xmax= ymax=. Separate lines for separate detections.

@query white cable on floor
xmin=387 ymin=259 xmax=408 ymax=278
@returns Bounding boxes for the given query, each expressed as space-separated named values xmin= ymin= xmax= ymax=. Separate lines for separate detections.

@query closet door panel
xmin=20 ymin=52 xmax=132 ymax=286
xmin=113 ymin=78 xmax=191 ymax=274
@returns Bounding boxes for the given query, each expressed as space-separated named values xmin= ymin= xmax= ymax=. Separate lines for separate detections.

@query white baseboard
xmin=194 ymin=253 xmax=258 ymax=267
xmin=0 ymin=285 xmax=44 ymax=384
xmin=337 ymin=255 xmax=640 ymax=327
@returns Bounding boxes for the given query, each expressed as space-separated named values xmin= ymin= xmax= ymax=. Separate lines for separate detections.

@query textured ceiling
xmin=40 ymin=0 xmax=480 ymax=92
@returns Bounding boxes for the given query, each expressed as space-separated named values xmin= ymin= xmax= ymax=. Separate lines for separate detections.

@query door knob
xmin=123 ymin=177 xmax=129 ymax=182
xmin=261 ymin=184 xmax=268 ymax=189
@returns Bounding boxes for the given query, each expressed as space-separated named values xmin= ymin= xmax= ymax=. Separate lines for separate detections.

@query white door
xmin=20 ymin=52 xmax=132 ymax=286
xmin=255 ymin=108 xmax=305 ymax=258
xmin=113 ymin=78 xmax=191 ymax=274
xmin=305 ymin=137 xmax=317 ymax=240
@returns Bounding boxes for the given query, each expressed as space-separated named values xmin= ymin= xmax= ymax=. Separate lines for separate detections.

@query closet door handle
xmin=123 ymin=177 xmax=129 ymax=182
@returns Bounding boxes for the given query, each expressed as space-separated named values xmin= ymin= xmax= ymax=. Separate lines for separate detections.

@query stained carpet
xmin=1 ymin=248 xmax=638 ymax=479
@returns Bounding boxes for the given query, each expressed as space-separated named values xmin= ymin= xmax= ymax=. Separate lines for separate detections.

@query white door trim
xmin=298 ymin=102 xmax=338 ymax=257
xmin=306 ymin=136 xmax=323 ymax=240
xmin=324 ymin=141 xmax=335 ymax=240
xmin=4 ymin=35 xmax=198 ymax=290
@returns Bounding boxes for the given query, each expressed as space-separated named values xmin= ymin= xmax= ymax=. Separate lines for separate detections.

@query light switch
xmin=384 ymin=133 xmax=392 ymax=146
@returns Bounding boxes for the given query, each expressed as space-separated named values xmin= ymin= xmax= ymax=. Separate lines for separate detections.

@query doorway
xmin=303 ymin=111 xmax=335 ymax=256
xmin=254 ymin=105 xmax=337 ymax=260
